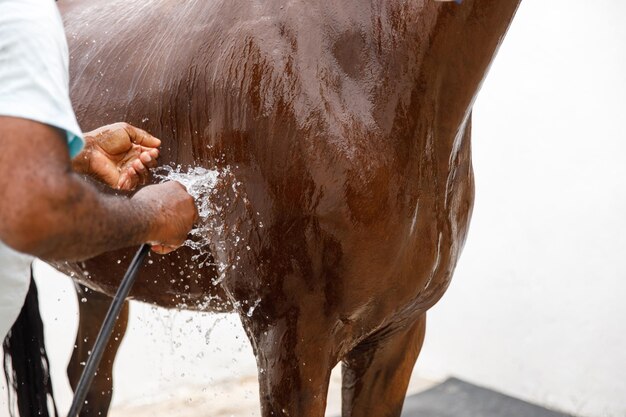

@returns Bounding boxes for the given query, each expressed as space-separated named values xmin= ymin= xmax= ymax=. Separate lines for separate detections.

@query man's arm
xmin=0 ymin=116 xmax=197 ymax=260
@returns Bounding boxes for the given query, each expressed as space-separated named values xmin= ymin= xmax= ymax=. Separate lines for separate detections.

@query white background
xmin=418 ymin=1 xmax=626 ymax=416
xmin=2 ymin=1 xmax=625 ymax=416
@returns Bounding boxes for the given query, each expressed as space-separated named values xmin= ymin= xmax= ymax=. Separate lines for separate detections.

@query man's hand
xmin=132 ymin=182 xmax=199 ymax=255
xmin=73 ymin=122 xmax=161 ymax=190
xmin=0 ymin=117 xmax=198 ymax=260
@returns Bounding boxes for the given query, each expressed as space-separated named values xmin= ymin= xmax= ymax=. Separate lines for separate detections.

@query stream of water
xmin=154 ymin=164 xmax=260 ymax=316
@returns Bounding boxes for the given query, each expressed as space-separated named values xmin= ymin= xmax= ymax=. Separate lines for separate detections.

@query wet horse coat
xmin=56 ymin=0 xmax=521 ymax=415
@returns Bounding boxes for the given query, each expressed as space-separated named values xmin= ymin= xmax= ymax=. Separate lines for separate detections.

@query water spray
xmin=67 ymin=165 xmax=247 ymax=415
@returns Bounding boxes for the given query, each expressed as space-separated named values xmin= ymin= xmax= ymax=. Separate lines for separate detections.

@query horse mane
xmin=2 ymin=271 xmax=58 ymax=417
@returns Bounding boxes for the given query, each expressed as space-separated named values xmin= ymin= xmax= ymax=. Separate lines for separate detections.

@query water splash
xmin=154 ymin=164 xmax=244 ymax=282
xmin=246 ymin=299 xmax=261 ymax=318
xmin=155 ymin=165 xmax=224 ymax=270
xmin=154 ymin=164 xmax=261 ymax=316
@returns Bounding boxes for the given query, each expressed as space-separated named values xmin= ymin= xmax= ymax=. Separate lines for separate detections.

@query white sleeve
xmin=0 ymin=0 xmax=84 ymax=157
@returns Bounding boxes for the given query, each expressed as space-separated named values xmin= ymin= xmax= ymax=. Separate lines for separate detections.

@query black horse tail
xmin=2 ymin=269 xmax=58 ymax=417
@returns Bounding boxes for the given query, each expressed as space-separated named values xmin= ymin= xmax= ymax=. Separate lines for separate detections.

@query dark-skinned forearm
xmin=4 ymin=171 xmax=156 ymax=261
xmin=0 ymin=117 xmax=194 ymax=259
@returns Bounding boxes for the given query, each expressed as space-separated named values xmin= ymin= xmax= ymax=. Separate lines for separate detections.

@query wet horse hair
xmin=55 ymin=1 xmax=522 ymax=415
xmin=2 ymin=272 xmax=58 ymax=417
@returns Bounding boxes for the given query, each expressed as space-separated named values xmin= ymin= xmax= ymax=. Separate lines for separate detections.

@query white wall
xmin=417 ymin=1 xmax=626 ymax=416
xmin=0 ymin=264 xmax=260 ymax=416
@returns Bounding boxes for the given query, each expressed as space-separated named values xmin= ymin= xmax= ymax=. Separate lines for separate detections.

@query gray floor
xmin=400 ymin=378 xmax=574 ymax=417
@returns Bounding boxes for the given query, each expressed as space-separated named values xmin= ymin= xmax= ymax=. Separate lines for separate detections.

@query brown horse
xmin=55 ymin=0 xmax=521 ymax=416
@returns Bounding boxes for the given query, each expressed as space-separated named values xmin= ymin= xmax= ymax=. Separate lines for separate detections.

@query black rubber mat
xmin=400 ymin=378 xmax=574 ymax=417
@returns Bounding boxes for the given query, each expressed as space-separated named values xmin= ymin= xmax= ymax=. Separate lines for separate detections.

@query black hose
xmin=66 ymin=243 xmax=150 ymax=417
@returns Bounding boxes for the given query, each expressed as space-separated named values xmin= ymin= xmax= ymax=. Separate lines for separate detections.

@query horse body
xmin=55 ymin=0 xmax=520 ymax=415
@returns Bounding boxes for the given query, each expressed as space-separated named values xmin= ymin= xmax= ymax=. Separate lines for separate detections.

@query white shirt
xmin=0 ymin=0 xmax=84 ymax=340
xmin=0 ymin=242 xmax=34 ymax=340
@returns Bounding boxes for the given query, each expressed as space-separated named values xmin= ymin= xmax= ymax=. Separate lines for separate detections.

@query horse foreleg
xmin=341 ymin=314 xmax=427 ymax=417
xmin=244 ymin=314 xmax=334 ymax=417
xmin=67 ymin=283 xmax=129 ymax=416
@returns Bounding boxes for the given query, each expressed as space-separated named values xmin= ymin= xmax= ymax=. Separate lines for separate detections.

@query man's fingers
xmin=139 ymin=147 xmax=159 ymax=161
xmin=116 ymin=172 xmax=128 ymax=190
xmin=119 ymin=166 xmax=138 ymax=190
xmin=116 ymin=171 xmax=135 ymax=191
xmin=117 ymin=162 xmax=152 ymax=191
xmin=139 ymin=151 xmax=158 ymax=168
xmin=133 ymin=159 xmax=147 ymax=173
xmin=132 ymin=159 xmax=150 ymax=185
xmin=124 ymin=124 xmax=161 ymax=148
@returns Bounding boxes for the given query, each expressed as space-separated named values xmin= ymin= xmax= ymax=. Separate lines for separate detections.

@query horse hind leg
xmin=341 ymin=314 xmax=427 ymax=417
xmin=67 ymin=283 xmax=129 ymax=417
